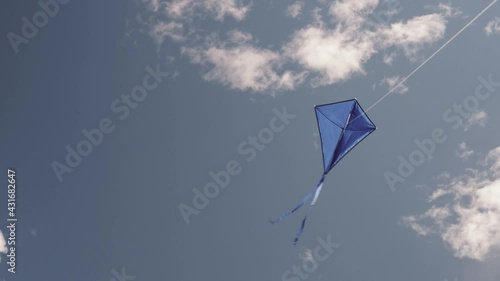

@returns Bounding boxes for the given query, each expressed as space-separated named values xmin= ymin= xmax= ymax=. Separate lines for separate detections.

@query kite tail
xmin=293 ymin=179 xmax=324 ymax=246
xmin=269 ymin=175 xmax=325 ymax=226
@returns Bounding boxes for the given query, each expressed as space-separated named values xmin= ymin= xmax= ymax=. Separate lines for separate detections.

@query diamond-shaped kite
xmin=271 ymin=99 xmax=376 ymax=245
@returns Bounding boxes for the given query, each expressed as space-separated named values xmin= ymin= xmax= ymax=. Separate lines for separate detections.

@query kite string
xmin=365 ymin=0 xmax=498 ymax=113
xmin=346 ymin=0 xmax=498 ymax=126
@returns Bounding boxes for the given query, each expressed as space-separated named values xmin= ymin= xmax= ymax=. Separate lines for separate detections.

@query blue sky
xmin=1 ymin=0 xmax=500 ymax=281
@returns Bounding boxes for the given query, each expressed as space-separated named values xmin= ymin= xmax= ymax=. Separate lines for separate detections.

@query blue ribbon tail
xmin=293 ymin=177 xmax=326 ymax=246
xmin=269 ymin=191 xmax=313 ymax=225
xmin=293 ymin=212 xmax=309 ymax=246
xmin=269 ymin=176 xmax=325 ymax=225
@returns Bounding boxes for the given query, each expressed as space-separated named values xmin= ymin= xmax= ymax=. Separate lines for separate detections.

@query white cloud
xmin=143 ymin=0 xmax=162 ymax=12
xmin=456 ymin=142 xmax=474 ymax=161
xmin=182 ymin=34 xmax=307 ymax=92
xmin=139 ymin=0 xmax=251 ymax=45
xmin=171 ymin=70 xmax=179 ymax=80
xmin=378 ymin=13 xmax=447 ymax=60
xmin=329 ymin=0 xmax=379 ymax=27
xmin=427 ymin=3 xmax=462 ymax=18
xmin=485 ymin=17 xmax=500 ymax=36
xmin=310 ymin=7 xmax=323 ymax=25
xmin=166 ymin=0 xmax=251 ymax=22
xmin=369 ymin=0 xmax=402 ymax=25
xmin=464 ymin=110 xmax=488 ymax=131
xmin=284 ymin=1 xmax=449 ymax=87
xmin=435 ymin=171 xmax=451 ymax=181
xmin=299 ymin=247 xmax=314 ymax=263
xmin=487 ymin=147 xmax=500 ymax=176
xmin=285 ymin=25 xmax=376 ymax=87
xmin=380 ymin=75 xmax=408 ymax=94
xmin=227 ymin=30 xmax=253 ymax=44
xmin=382 ymin=52 xmax=396 ymax=65
xmin=403 ymin=147 xmax=500 ymax=261
xmin=0 ymin=231 xmax=7 ymax=254
xmin=138 ymin=0 xmax=454 ymax=92
xmin=149 ymin=21 xmax=184 ymax=43
xmin=287 ymin=1 xmax=304 ymax=18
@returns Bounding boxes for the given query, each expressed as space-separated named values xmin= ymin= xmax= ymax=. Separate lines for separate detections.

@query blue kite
xmin=271 ymin=99 xmax=376 ymax=245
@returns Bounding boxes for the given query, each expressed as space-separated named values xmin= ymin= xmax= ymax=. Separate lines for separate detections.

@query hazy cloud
xmin=456 ymin=142 xmax=474 ymax=161
xmin=149 ymin=21 xmax=185 ymax=43
xmin=285 ymin=25 xmax=376 ymax=87
xmin=182 ymin=33 xmax=307 ymax=92
xmin=427 ymin=3 xmax=462 ymax=18
xmin=464 ymin=110 xmax=488 ymax=131
xmin=287 ymin=1 xmax=304 ymax=18
xmin=284 ymin=1 xmax=449 ymax=87
xmin=380 ymin=75 xmax=409 ymax=94
xmin=485 ymin=17 xmax=500 ymax=36
xmin=138 ymin=0 xmax=455 ymax=92
xmin=329 ymin=0 xmax=379 ymax=27
xmin=403 ymin=147 xmax=500 ymax=260
xmin=299 ymin=247 xmax=314 ymax=263
xmin=165 ymin=0 xmax=251 ymax=21
xmin=377 ymin=13 xmax=447 ymax=60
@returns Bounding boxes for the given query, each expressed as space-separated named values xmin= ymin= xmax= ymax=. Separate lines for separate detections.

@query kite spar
xmin=270 ymin=99 xmax=376 ymax=245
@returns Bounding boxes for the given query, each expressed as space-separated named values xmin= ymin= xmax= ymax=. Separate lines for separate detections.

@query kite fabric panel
xmin=270 ymin=99 xmax=376 ymax=245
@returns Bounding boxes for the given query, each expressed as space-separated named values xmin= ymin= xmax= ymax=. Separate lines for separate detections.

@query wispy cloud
xmin=403 ymin=146 xmax=500 ymax=261
xmin=382 ymin=52 xmax=396 ymax=65
xmin=299 ymin=247 xmax=314 ymax=263
xmin=377 ymin=13 xmax=447 ymax=60
xmin=142 ymin=0 xmax=162 ymax=12
xmin=137 ymin=0 xmax=456 ymax=92
xmin=426 ymin=3 xmax=462 ymax=18
xmin=287 ymin=1 xmax=304 ymax=18
xmin=182 ymin=32 xmax=307 ymax=92
xmin=227 ymin=30 xmax=253 ymax=44
xmin=485 ymin=17 xmax=500 ymax=36
xmin=138 ymin=0 xmax=252 ymax=45
xmin=329 ymin=0 xmax=379 ymax=27
xmin=285 ymin=24 xmax=376 ymax=87
xmin=165 ymin=0 xmax=251 ymax=21
xmin=285 ymin=1 xmax=451 ymax=87
xmin=380 ymin=75 xmax=409 ymax=94
xmin=435 ymin=171 xmax=451 ymax=181
xmin=149 ymin=21 xmax=185 ymax=43
xmin=464 ymin=110 xmax=488 ymax=131
xmin=456 ymin=142 xmax=474 ymax=161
